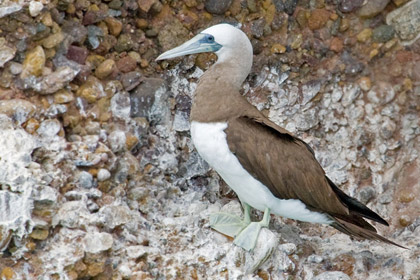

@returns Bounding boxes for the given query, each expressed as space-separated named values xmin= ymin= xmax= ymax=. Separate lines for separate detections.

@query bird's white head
xmin=156 ymin=23 xmax=253 ymax=67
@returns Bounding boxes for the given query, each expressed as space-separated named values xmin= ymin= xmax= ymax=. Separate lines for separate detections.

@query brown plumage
xmin=191 ymin=61 xmax=405 ymax=248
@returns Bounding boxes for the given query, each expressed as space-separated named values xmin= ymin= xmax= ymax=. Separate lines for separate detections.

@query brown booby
xmin=156 ymin=24 xmax=404 ymax=251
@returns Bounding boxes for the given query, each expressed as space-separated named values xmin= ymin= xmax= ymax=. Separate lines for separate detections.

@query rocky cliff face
xmin=0 ymin=0 xmax=419 ymax=279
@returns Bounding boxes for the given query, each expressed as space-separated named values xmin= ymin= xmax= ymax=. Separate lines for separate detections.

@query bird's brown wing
xmin=224 ymin=115 xmax=349 ymax=216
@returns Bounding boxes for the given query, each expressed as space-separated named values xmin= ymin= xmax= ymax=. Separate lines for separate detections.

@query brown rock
xmin=0 ymin=267 xmax=16 ymax=280
xmin=137 ymin=0 xmax=156 ymax=13
xmin=330 ymin=37 xmax=343 ymax=52
xmin=116 ymin=56 xmax=137 ymax=73
xmin=104 ymin=17 xmax=123 ymax=36
xmin=21 ymin=45 xmax=46 ymax=78
xmin=66 ymin=45 xmax=89 ymax=65
xmin=271 ymin=43 xmax=286 ymax=54
xmin=308 ymin=9 xmax=330 ymax=30
xmin=95 ymin=59 xmax=116 ymax=79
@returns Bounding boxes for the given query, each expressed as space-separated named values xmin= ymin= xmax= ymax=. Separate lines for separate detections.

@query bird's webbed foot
xmin=233 ymin=207 xmax=271 ymax=251
xmin=209 ymin=203 xmax=252 ymax=238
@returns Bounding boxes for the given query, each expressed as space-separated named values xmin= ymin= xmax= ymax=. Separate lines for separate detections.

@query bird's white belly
xmin=190 ymin=121 xmax=331 ymax=224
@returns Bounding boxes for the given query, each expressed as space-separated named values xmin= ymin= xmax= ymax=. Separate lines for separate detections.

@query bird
xmin=156 ymin=23 xmax=405 ymax=251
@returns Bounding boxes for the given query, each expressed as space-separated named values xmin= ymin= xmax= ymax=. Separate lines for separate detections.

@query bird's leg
xmin=233 ymin=207 xmax=271 ymax=251
xmin=209 ymin=202 xmax=252 ymax=238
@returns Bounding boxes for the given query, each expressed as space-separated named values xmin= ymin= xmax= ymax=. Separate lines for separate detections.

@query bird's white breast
xmin=190 ymin=121 xmax=332 ymax=224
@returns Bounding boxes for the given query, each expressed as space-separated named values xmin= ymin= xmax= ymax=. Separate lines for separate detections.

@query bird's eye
xmin=207 ymin=35 xmax=214 ymax=42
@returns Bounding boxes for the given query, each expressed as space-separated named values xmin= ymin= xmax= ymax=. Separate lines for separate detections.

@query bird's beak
xmin=156 ymin=34 xmax=222 ymax=61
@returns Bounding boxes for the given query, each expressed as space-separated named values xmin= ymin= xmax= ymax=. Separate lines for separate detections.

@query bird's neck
xmin=190 ymin=60 xmax=253 ymax=123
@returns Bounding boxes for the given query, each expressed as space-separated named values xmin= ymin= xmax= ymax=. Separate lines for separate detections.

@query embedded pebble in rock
xmin=358 ymin=0 xmax=390 ymax=18
xmin=0 ymin=99 xmax=36 ymax=124
xmin=21 ymin=45 xmax=45 ymax=78
xmin=77 ymin=171 xmax=94 ymax=189
xmin=357 ymin=186 xmax=376 ymax=204
xmin=34 ymin=66 xmax=79 ymax=94
xmin=339 ymin=0 xmax=363 ymax=13
xmin=313 ymin=271 xmax=351 ymax=280
xmin=97 ymin=169 xmax=111 ymax=182
xmin=29 ymin=1 xmax=43 ymax=17
xmin=121 ymin=71 xmax=142 ymax=91
xmin=116 ymin=56 xmax=137 ymax=73
xmin=83 ymin=232 xmax=113 ymax=254
xmin=95 ymin=59 xmax=116 ymax=79
xmin=97 ymin=205 xmax=132 ymax=229
xmin=372 ymin=25 xmax=395 ymax=43
xmin=0 ymin=43 xmax=16 ymax=68
xmin=52 ymin=201 xmax=92 ymax=228
xmin=37 ymin=119 xmax=61 ymax=138
xmin=308 ymin=9 xmax=330 ymax=30
xmin=108 ymin=130 xmax=126 ymax=153
xmin=104 ymin=17 xmax=123 ymax=37
xmin=66 ymin=45 xmax=89 ymax=65
xmin=204 ymin=0 xmax=233 ymax=14
xmin=386 ymin=0 xmax=420 ymax=43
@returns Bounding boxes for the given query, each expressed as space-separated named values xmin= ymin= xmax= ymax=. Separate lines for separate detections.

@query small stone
xmin=104 ymin=17 xmax=123 ymax=36
xmin=0 ymin=267 xmax=16 ymax=280
xmin=358 ymin=0 xmax=390 ymax=18
xmin=77 ymin=171 xmax=94 ymax=189
xmin=330 ymin=37 xmax=343 ymax=52
xmin=115 ymin=34 xmax=134 ymax=53
xmin=42 ymin=32 xmax=64 ymax=49
xmin=54 ymin=89 xmax=75 ymax=104
xmin=308 ymin=9 xmax=330 ymax=30
xmin=29 ymin=228 xmax=49 ymax=240
xmin=120 ymin=71 xmax=142 ymax=91
xmin=0 ymin=43 xmax=16 ymax=68
xmin=399 ymin=189 xmax=415 ymax=203
xmin=372 ymin=25 xmax=395 ymax=43
xmin=116 ymin=55 xmax=137 ymax=73
xmin=283 ymin=0 xmax=297 ymax=15
xmin=36 ymin=66 xmax=79 ymax=94
xmin=8 ymin=62 xmax=22 ymax=75
xmin=77 ymin=77 xmax=105 ymax=103
xmin=108 ymin=130 xmax=126 ymax=153
xmin=0 ymin=99 xmax=36 ymax=124
xmin=392 ymin=0 xmax=409 ymax=6
xmin=137 ymin=0 xmax=157 ymax=13
xmin=83 ymin=232 xmax=113 ymax=253
xmin=108 ymin=0 xmax=122 ymax=9
xmin=97 ymin=205 xmax=132 ymax=229
xmin=97 ymin=169 xmax=111 ymax=182
xmin=204 ymin=0 xmax=233 ymax=14
xmin=66 ymin=45 xmax=88 ymax=64
xmin=21 ymin=45 xmax=45 ymax=78
xmin=340 ymin=18 xmax=350 ymax=32
xmin=357 ymin=28 xmax=373 ymax=42
xmin=136 ymin=18 xmax=148 ymax=29
xmin=380 ymin=119 xmax=396 ymax=139
xmin=308 ymin=254 xmax=324 ymax=263
xmin=87 ymin=262 xmax=105 ymax=277
xmin=399 ymin=215 xmax=412 ymax=227
xmin=95 ymin=59 xmax=116 ymax=79
xmin=358 ymin=77 xmax=372 ymax=91
xmin=338 ymin=0 xmax=363 ymax=13
xmin=37 ymin=119 xmax=61 ymax=138
xmin=271 ymin=43 xmax=286 ymax=54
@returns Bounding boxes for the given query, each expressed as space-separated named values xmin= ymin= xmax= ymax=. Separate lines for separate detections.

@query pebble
xmin=358 ymin=77 xmax=372 ymax=91
xmin=386 ymin=0 xmax=420 ymax=43
xmin=115 ymin=34 xmax=134 ymax=53
xmin=104 ymin=17 xmax=123 ymax=36
xmin=0 ymin=99 xmax=36 ymax=124
xmin=77 ymin=171 xmax=94 ymax=189
xmin=116 ymin=55 xmax=137 ymax=73
xmin=0 ymin=42 xmax=16 ymax=68
xmin=77 ymin=77 xmax=105 ymax=103
xmin=271 ymin=43 xmax=286 ymax=54
xmin=0 ymin=3 xmax=22 ymax=18
xmin=95 ymin=59 xmax=116 ymax=79
xmin=21 ymin=45 xmax=45 ymax=78
xmin=308 ymin=9 xmax=330 ymax=30
xmin=204 ymin=0 xmax=233 ymax=14
xmin=42 ymin=32 xmax=64 ymax=49
xmin=0 ymin=267 xmax=16 ymax=280
xmin=35 ymin=66 xmax=79 ymax=94
xmin=108 ymin=130 xmax=126 ymax=153
xmin=37 ymin=119 xmax=61 ymax=138
xmin=97 ymin=169 xmax=111 ymax=182
xmin=372 ymin=25 xmax=395 ymax=43
xmin=29 ymin=1 xmax=44 ymax=17
xmin=338 ymin=0 xmax=363 ymax=13
xmin=357 ymin=186 xmax=376 ymax=204
xmin=357 ymin=28 xmax=373 ymax=42
xmin=83 ymin=232 xmax=113 ymax=254
xmin=120 ymin=71 xmax=142 ymax=91
xmin=358 ymin=0 xmax=390 ymax=18
xmin=330 ymin=37 xmax=343 ymax=52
